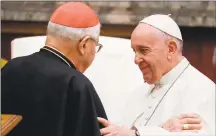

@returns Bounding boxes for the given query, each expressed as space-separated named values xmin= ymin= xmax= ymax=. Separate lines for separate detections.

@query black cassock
xmin=2 ymin=46 xmax=107 ymax=136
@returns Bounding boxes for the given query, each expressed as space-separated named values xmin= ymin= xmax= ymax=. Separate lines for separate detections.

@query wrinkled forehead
xmin=131 ymin=23 xmax=166 ymax=48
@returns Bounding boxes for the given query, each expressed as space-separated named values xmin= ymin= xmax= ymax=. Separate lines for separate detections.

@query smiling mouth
xmin=141 ymin=66 xmax=148 ymax=69
xmin=140 ymin=64 xmax=148 ymax=69
xmin=141 ymin=66 xmax=152 ymax=77
xmin=140 ymin=66 xmax=148 ymax=71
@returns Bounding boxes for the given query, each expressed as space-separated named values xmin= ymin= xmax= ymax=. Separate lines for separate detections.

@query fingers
xmin=100 ymin=126 xmax=117 ymax=135
xmin=179 ymin=113 xmax=199 ymax=119
xmin=104 ymin=133 xmax=115 ymax=136
xmin=179 ymin=113 xmax=202 ymax=130
xmin=162 ymin=113 xmax=202 ymax=132
xmin=97 ymin=117 xmax=111 ymax=127
xmin=100 ymin=127 xmax=112 ymax=135
xmin=182 ymin=124 xmax=202 ymax=130
xmin=180 ymin=118 xmax=201 ymax=124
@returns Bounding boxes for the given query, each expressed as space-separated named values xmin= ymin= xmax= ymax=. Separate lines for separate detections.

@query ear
xmin=168 ymin=40 xmax=178 ymax=54
xmin=77 ymin=36 xmax=91 ymax=55
xmin=167 ymin=40 xmax=178 ymax=60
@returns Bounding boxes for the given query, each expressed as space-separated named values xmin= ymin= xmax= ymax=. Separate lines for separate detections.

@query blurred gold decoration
xmin=1 ymin=58 xmax=8 ymax=68
xmin=1 ymin=114 xmax=23 ymax=136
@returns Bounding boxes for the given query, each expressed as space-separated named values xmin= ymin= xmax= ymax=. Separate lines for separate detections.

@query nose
xmin=134 ymin=53 xmax=143 ymax=65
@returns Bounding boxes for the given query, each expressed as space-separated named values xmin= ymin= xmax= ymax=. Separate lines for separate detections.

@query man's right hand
xmin=161 ymin=113 xmax=202 ymax=132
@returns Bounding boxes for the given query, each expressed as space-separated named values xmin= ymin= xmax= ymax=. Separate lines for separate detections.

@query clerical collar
xmin=155 ymin=57 xmax=190 ymax=86
xmin=41 ymin=46 xmax=76 ymax=69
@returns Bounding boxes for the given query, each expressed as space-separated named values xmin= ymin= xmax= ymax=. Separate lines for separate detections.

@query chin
xmin=143 ymin=77 xmax=151 ymax=84
xmin=82 ymin=66 xmax=89 ymax=73
xmin=78 ymin=68 xmax=85 ymax=73
xmin=145 ymin=80 xmax=155 ymax=85
xmin=143 ymin=76 xmax=157 ymax=85
xmin=81 ymin=61 xmax=92 ymax=73
xmin=77 ymin=65 xmax=88 ymax=73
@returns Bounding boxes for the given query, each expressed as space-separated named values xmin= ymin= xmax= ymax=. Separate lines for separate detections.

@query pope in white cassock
xmin=98 ymin=14 xmax=215 ymax=136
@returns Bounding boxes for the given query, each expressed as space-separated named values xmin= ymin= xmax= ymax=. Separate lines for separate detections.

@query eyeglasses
xmin=79 ymin=37 xmax=103 ymax=53
xmin=95 ymin=43 xmax=103 ymax=53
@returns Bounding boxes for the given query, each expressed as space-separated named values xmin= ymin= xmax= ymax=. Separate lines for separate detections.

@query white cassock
xmin=121 ymin=58 xmax=215 ymax=136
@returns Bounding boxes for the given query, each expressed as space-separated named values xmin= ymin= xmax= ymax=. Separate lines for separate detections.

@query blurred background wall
xmin=1 ymin=1 xmax=216 ymax=82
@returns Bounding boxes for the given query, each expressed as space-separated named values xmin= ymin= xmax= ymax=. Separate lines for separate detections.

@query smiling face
xmin=131 ymin=24 xmax=172 ymax=84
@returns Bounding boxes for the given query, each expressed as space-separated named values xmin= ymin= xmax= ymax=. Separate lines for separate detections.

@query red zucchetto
xmin=50 ymin=2 xmax=99 ymax=28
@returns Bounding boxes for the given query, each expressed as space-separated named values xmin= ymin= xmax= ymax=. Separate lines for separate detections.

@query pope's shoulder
xmin=181 ymin=65 xmax=215 ymax=100
xmin=185 ymin=65 xmax=215 ymax=89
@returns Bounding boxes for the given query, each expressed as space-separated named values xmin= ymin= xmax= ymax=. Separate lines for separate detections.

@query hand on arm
xmin=161 ymin=113 xmax=202 ymax=132
xmin=97 ymin=113 xmax=202 ymax=136
xmin=98 ymin=117 xmax=136 ymax=136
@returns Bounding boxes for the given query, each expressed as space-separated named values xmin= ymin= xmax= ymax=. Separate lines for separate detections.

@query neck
xmin=68 ymin=55 xmax=86 ymax=73
xmin=163 ymin=55 xmax=184 ymax=76
xmin=45 ymin=35 xmax=85 ymax=73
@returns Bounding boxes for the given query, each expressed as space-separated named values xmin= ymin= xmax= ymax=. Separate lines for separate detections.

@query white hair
xmin=155 ymin=28 xmax=183 ymax=52
xmin=46 ymin=21 xmax=101 ymax=43
xmin=165 ymin=34 xmax=183 ymax=52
